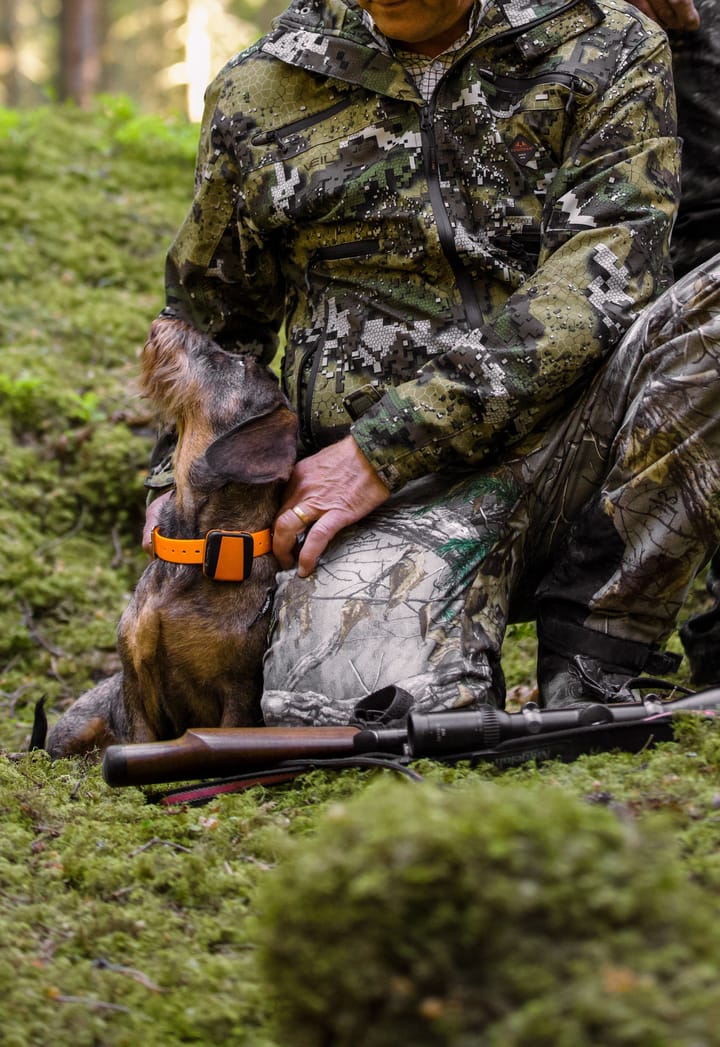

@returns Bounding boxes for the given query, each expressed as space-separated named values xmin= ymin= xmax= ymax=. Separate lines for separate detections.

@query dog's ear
xmin=201 ymin=406 xmax=298 ymax=486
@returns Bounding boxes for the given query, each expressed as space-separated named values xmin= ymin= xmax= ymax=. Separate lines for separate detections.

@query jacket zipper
xmin=302 ymin=335 xmax=328 ymax=450
xmin=420 ymin=99 xmax=485 ymax=331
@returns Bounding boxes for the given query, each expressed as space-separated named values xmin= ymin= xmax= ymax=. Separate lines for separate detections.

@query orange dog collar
xmin=152 ymin=527 xmax=272 ymax=582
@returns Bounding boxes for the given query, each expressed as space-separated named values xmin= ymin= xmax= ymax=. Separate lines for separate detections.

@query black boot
xmin=537 ymin=609 xmax=681 ymax=709
xmin=679 ymin=552 xmax=720 ymax=686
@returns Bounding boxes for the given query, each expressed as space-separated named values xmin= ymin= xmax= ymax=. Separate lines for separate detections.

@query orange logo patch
xmin=509 ymin=135 xmax=537 ymax=164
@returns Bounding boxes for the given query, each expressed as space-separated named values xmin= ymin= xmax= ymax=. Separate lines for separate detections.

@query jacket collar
xmin=265 ymin=0 xmax=605 ymax=86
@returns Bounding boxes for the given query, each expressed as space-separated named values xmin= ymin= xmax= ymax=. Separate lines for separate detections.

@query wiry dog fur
xmin=43 ymin=317 xmax=297 ymax=757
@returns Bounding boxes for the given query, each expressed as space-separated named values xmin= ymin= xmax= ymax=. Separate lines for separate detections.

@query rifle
xmin=102 ymin=688 xmax=720 ymax=794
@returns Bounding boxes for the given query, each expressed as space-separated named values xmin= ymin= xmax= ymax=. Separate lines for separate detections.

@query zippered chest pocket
xmin=481 ymin=72 xmax=593 ymax=169
xmin=248 ymin=95 xmax=359 ymax=166
xmin=240 ymin=97 xmax=426 ymax=226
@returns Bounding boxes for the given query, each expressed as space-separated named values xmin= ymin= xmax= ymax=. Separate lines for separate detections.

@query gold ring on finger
xmin=291 ymin=504 xmax=311 ymax=526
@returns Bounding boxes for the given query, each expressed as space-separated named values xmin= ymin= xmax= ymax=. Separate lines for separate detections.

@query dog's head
xmin=141 ymin=316 xmax=297 ymax=492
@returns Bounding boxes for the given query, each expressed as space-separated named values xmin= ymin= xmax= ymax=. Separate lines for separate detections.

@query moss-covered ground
xmin=1 ymin=102 xmax=719 ymax=1045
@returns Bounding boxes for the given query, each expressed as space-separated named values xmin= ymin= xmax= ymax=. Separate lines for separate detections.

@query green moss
xmin=0 ymin=100 xmax=193 ymax=742
xmin=256 ymin=777 xmax=720 ymax=1046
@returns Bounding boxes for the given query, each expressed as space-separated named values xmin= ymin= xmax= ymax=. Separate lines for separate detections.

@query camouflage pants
xmin=262 ymin=256 xmax=720 ymax=725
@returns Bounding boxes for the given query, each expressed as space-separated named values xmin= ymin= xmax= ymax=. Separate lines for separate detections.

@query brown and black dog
xmin=42 ymin=316 xmax=297 ymax=757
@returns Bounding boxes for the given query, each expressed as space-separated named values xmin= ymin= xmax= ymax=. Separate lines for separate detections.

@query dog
xmin=41 ymin=316 xmax=297 ymax=757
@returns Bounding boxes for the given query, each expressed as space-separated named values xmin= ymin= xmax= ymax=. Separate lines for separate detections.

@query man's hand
xmin=273 ymin=435 xmax=391 ymax=577
xmin=631 ymin=0 xmax=699 ymax=29
xmin=142 ymin=489 xmax=174 ymax=555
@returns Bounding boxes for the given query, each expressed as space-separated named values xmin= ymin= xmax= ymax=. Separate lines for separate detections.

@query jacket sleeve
xmin=351 ymin=30 xmax=680 ymax=491
xmin=162 ymin=70 xmax=285 ymax=363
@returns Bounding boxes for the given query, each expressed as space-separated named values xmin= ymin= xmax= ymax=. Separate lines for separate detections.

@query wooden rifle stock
xmin=102 ymin=725 xmax=364 ymax=787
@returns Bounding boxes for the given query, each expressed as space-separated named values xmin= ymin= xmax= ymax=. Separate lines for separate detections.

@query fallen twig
xmin=130 ymin=835 xmax=193 ymax=857
xmin=93 ymin=957 xmax=167 ymax=993
xmin=49 ymin=990 xmax=130 ymax=1013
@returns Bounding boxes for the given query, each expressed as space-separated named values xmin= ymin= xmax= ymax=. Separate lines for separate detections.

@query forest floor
xmin=1 ymin=102 xmax=719 ymax=1046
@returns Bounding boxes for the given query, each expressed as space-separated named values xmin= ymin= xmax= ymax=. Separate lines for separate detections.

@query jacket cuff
xmin=350 ymin=388 xmax=443 ymax=491
xmin=144 ymin=451 xmax=175 ymax=492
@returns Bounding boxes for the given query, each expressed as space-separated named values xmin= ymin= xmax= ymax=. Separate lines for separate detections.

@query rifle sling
xmin=151 ymin=755 xmax=424 ymax=806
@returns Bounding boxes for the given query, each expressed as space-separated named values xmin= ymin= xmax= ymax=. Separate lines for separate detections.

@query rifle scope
xmin=405 ymin=689 xmax=720 ymax=757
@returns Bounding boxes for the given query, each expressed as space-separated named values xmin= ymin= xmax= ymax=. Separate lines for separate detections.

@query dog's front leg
xmin=219 ymin=676 xmax=264 ymax=728
xmin=117 ymin=585 xmax=173 ymax=742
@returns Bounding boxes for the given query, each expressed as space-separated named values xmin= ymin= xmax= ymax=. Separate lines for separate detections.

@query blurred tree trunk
xmin=0 ymin=0 xmax=19 ymax=106
xmin=58 ymin=0 xmax=103 ymax=106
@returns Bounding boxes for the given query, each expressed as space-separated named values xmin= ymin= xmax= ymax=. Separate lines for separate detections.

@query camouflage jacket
xmin=161 ymin=0 xmax=679 ymax=491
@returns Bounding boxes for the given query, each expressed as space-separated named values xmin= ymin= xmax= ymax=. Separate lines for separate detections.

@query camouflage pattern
xmin=668 ymin=0 xmax=720 ymax=682
xmin=263 ymin=255 xmax=720 ymax=723
xmin=669 ymin=0 xmax=720 ymax=275
xmin=164 ymin=0 xmax=679 ymax=480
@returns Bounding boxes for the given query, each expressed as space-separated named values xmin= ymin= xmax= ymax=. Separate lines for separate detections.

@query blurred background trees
xmin=0 ymin=0 xmax=287 ymax=116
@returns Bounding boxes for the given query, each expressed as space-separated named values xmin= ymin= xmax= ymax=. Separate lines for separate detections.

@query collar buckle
xmin=203 ymin=530 xmax=255 ymax=581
